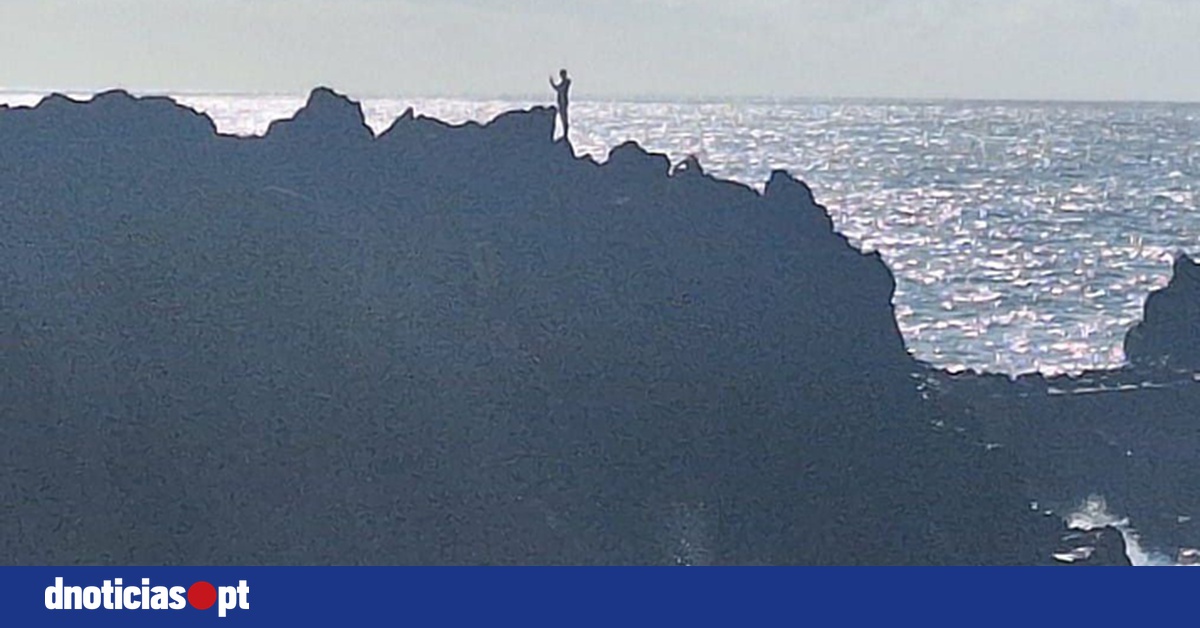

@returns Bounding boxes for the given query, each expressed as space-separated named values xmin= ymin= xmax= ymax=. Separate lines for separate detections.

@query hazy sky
xmin=2 ymin=0 xmax=1199 ymax=101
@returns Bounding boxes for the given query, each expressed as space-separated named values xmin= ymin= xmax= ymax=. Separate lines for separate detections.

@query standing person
xmin=550 ymin=69 xmax=572 ymax=141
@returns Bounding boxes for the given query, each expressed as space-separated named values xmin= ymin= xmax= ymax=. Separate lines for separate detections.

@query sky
xmin=1 ymin=0 xmax=1199 ymax=102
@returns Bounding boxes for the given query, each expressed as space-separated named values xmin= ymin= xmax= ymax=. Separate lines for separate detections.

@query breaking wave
xmin=1065 ymin=495 xmax=1179 ymax=566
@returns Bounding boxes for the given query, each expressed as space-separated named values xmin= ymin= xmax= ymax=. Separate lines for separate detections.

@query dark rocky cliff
xmin=0 ymin=88 xmax=1085 ymax=564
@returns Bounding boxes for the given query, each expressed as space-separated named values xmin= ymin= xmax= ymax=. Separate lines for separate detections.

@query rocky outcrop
xmin=264 ymin=86 xmax=374 ymax=144
xmin=1124 ymin=253 xmax=1200 ymax=370
xmin=0 ymin=87 xmax=1078 ymax=565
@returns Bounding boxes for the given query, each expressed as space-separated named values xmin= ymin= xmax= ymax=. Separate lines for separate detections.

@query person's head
xmin=559 ymin=69 xmax=568 ymax=79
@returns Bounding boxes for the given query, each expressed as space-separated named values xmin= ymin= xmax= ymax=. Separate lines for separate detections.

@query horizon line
xmin=3 ymin=85 xmax=1200 ymax=108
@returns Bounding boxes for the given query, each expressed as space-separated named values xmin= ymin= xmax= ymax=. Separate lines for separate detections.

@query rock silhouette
xmin=0 ymin=87 xmax=1135 ymax=565
xmin=1124 ymin=252 xmax=1200 ymax=370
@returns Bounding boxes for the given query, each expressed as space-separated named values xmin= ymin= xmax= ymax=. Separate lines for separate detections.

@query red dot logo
xmin=188 ymin=581 xmax=217 ymax=610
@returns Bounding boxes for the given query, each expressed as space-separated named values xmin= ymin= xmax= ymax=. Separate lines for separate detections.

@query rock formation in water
xmin=1124 ymin=252 xmax=1200 ymax=370
xmin=0 ymin=87 xmax=1097 ymax=565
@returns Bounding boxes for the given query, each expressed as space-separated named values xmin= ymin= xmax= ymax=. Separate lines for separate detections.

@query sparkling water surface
xmin=7 ymin=91 xmax=1200 ymax=377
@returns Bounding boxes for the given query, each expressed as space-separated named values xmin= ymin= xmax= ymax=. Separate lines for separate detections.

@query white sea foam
xmin=1065 ymin=495 xmax=1178 ymax=566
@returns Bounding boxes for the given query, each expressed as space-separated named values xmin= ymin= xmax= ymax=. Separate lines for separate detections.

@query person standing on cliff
xmin=550 ymin=69 xmax=572 ymax=141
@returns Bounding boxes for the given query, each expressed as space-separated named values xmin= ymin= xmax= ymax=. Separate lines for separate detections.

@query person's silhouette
xmin=550 ymin=69 xmax=572 ymax=141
